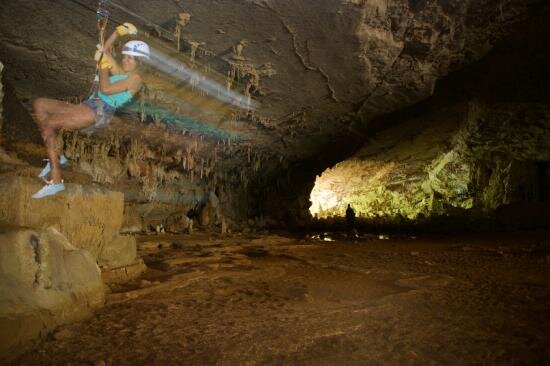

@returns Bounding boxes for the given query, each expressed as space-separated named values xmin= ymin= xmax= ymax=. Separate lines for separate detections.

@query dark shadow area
xmin=366 ymin=2 xmax=550 ymax=136
xmin=539 ymin=162 xmax=550 ymax=203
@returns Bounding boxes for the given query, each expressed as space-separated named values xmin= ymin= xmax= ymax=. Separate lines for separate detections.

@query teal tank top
xmin=98 ymin=74 xmax=134 ymax=108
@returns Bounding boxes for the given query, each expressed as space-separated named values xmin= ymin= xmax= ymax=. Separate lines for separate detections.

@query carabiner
xmin=97 ymin=8 xmax=110 ymax=20
xmin=96 ymin=0 xmax=110 ymax=20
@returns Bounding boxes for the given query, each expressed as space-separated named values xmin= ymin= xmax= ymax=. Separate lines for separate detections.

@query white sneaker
xmin=32 ymin=180 xmax=65 ymax=199
xmin=38 ymin=155 xmax=69 ymax=179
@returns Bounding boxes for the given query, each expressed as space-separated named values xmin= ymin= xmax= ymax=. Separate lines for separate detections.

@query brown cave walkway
xmin=13 ymin=231 xmax=550 ymax=365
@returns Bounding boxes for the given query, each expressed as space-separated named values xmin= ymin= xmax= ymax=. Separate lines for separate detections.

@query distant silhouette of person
xmin=345 ymin=204 xmax=356 ymax=237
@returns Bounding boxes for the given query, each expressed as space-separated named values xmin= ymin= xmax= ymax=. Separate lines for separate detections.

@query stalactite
xmin=140 ymin=98 xmax=146 ymax=122
xmin=110 ymin=133 xmax=121 ymax=160
xmin=226 ymin=71 xmax=233 ymax=90
xmin=189 ymin=154 xmax=194 ymax=170
xmin=254 ymin=153 xmax=261 ymax=172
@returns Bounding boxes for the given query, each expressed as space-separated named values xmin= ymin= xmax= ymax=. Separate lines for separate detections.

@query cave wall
xmin=310 ymin=101 xmax=550 ymax=229
xmin=353 ymin=0 xmax=532 ymax=121
xmin=306 ymin=8 xmax=550 ymax=230
xmin=0 ymin=60 xmax=3 ymax=132
xmin=262 ymin=4 xmax=550 ymax=230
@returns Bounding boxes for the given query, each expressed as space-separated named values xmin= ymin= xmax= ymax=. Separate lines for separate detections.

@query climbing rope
xmin=97 ymin=1 xmax=110 ymax=46
xmin=88 ymin=0 xmax=110 ymax=99
xmin=80 ymin=0 xmax=111 ymax=135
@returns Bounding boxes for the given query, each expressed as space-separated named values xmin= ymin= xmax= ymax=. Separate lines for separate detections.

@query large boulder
xmin=198 ymin=192 xmax=222 ymax=229
xmin=0 ymin=176 xmax=136 ymax=266
xmin=98 ymin=234 xmax=137 ymax=270
xmin=165 ymin=212 xmax=192 ymax=233
xmin=0 ymin=227 xmax=104 ymax=361
xmin=128 ymin=203 xmax=193 ymax=233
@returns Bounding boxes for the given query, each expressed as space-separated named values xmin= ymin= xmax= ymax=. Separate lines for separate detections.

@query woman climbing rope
xmin=31 ymin=22 xmax=149 ymax=198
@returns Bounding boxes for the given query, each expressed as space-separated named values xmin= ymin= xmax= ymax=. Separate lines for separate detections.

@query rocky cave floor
xmin=12 ymin=230 xmax=550 ymax=365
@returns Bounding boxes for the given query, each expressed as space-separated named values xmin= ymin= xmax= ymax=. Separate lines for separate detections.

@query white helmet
xmin=122 ymin=40 xmax=150 ymax=60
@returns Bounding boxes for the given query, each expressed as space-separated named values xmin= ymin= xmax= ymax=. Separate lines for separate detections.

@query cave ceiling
xmin=0 ymin=0 xmax=539 ymax=174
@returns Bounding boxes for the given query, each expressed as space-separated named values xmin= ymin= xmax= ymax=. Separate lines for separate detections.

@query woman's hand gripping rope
xmin=94 ymin=45 xmax=114 ymax=70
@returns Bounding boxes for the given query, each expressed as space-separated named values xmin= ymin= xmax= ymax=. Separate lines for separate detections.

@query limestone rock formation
xmin=98 ymin=234 xmax=137 ymax=270
xmin=165 ymin=212 xmax=193 ymax=233
xmin=198 ymin=191 xmax=222 ymax=228
xmin=121 ymin=205 xmax=143 ymax=234
xmin=0 ymin=227 xmax=104 ymax=361
xmin=0 ymin=176 xmax=136 ymax=268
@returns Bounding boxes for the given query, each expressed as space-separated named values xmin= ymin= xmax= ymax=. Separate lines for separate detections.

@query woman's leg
xmin=32 ymin=98 xmax=75 ymax=123
xmin=33 ymin=100 xmax=96 ymax=183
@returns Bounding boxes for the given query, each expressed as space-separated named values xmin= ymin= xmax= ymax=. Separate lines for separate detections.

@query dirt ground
xmin=11 ymin=230 xmax=550 ymax=365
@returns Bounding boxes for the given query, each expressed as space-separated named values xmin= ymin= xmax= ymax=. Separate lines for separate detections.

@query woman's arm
xmin=98 ymin=23 xmax=139 ymax=92
xmin=103 ymin=30 xmax=118 ymax=54
xmin=102 ymin=31 xmax=124 ymax=75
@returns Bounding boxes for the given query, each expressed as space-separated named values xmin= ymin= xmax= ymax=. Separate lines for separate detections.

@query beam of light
xmin=143 ymin=73 xmax=236 ymax=127
xmin=144 ymin=48 xmax=259 ymax=111
xmin=121 ymin=101 xmax=240 ymax=141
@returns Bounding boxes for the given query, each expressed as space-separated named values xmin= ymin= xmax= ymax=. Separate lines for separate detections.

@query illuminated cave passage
xmin=0 ymin=0 xmax=549 ymax=364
